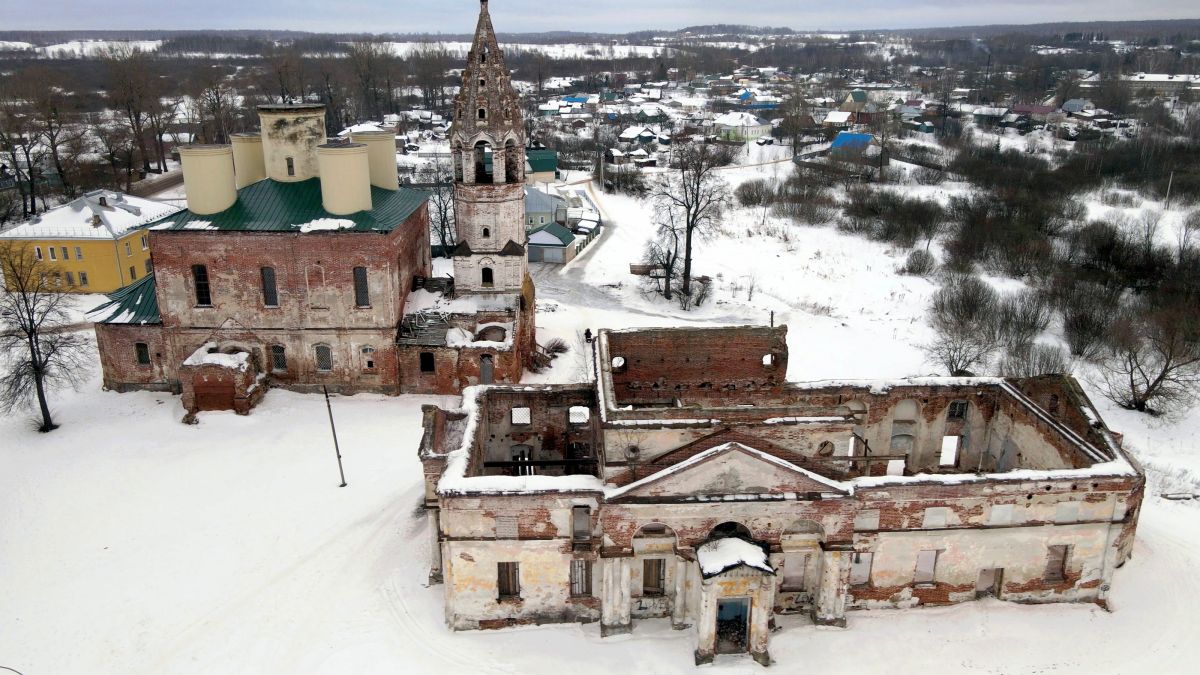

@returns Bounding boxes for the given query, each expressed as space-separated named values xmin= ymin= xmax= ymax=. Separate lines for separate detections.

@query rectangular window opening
xmin=261 ymin=266 xmax=279 ymax=307
xmin=129 ymin=266 xmax=137 ymax=281
xmin=850 ymin=551 xmax=874 ymax=585
xmin=74 ymin=246 xmax=83 ymax=260
xmin=353 ymin=266 xmax=370 ymax=307
xmin=1045 ymin=544 xmax=1068 ymax=582
xmin=570 ymin=559 xmax=592 ymax=597
xmin=915 ymin=550 xmax=939 ymax=585
xmin=419 ymin=352 xmax=435 ymax=373
xmin=135 ymin=342 xmax=151 ymax=365
xmin=79 ymin=271 xmax=89 ymax=287
xmin=939 ymin=435 xmax=960 ymax=467
xmin=192 ymin=264 xmax=211 ymax=306
xmin=642 ymin=558 xmax=665 ymax=596
xmin=781 ymin=553 xmax=808 ymax=591
xmin=511 ymin=406 xmax=532 ymax=425
xmin=497 ymin=562 xmax=520 ymax=599
xmin=571 ymin=506 xmax=590 ymax=543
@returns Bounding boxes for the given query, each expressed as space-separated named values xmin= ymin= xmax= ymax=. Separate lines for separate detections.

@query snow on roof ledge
xmin=697 ymin=537 xmax=774 ymax=578
xmin=181 ymin=342 xmax=250 ymax=372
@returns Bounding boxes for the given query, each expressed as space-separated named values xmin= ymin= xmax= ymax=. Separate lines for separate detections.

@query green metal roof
xmin=528 ymin=222 xmax=575 ymax=246
xmin=526 ymin=149 xmax=558 ymax=173
xmin=147 ymin=178 xmax=427 ymax=233
xmin=87 ymin=273 xmax=161 ymax=325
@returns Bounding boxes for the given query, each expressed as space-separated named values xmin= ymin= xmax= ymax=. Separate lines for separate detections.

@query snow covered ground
xmin=383 ymin=42 xmax=666 ymax=59
xmin=4 ymin=159 xmax=1200 ymax=673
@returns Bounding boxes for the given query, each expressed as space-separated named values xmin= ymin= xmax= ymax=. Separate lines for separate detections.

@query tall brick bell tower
xmin=450 ymin=0 xmax=530 ymax=295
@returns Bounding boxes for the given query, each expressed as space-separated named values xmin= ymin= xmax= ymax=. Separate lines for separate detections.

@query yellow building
xmin=0 ymin=190 xmax=180 ymax=293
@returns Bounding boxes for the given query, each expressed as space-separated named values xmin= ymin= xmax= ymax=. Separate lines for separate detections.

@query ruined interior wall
xmin=602 ymin=326 xmax=788 ymax=406
xmin=474 ymin=387 xmax=598 ymax=474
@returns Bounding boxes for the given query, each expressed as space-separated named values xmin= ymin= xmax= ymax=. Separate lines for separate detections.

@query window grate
xmin=315 ymin=345 xmax=333 ymax=372
xmin=270 ymin=345 xmax=287 ymax=372
xmin=353 ymin=266 xmax=370 ymax=307
xmin=570 ymin=559 xmax=592 ymax=597
xmin=261 ymin=267 xmax=278 ymax=306
xmin=511 ymin=407 xmax=531 ymax=425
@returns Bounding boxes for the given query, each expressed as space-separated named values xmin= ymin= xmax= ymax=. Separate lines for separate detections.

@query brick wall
xmin=94 ymin=324 xmax=173 ymax=392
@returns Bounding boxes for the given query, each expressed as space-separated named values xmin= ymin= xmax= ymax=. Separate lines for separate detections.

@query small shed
xmin=527 ymin=222 xmax=577 ymax=264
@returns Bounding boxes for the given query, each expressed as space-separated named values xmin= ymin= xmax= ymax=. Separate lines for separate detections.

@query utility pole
xmin=1164 ymin=170 xmax=1174 ymax=210
xmin=323 ymin=385 xmax=348 ymax=487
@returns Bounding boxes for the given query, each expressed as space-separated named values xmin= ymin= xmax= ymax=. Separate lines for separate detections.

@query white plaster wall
xmin=852 ymin=522 xmax=1115 ymax=608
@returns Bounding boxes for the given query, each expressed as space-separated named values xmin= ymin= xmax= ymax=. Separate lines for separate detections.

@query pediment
xmin=610 ymin=442 xmax=846 ymax=502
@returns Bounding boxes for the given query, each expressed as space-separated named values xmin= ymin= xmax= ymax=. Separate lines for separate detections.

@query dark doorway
xmin=480 ymin=355 xmax=494 ymax=384
xmin=976 ymin=568 xmax=1002 ymax=599
xmin=193 ymin=379 xmax=234 ymax=411
xmin=716 ymin=598 xmax=750 ymax=654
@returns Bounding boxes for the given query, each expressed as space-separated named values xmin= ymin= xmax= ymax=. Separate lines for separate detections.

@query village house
xmin=419 ymin=325 xmax=1143 ymax=666
xmin=90 ymin=0 xmax=538 ymax=413
xmin=711 ymin=111 xmax=771 ymax=141
xmin=1 ymin=190 xmax=179 ymax=293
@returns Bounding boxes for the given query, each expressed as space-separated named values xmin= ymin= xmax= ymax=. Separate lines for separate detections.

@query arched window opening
xmin=709 ymin=522 xmax=753 ymax=542
xmin=482 ymin=227 xmax=490 ymax=238
xmin=481 ymin=267 xmax=494 ymax=288
xmin=478 ymin=108 xmax=487 ymax=120
xmin=473 ymin=141 xmax=493 ymax=183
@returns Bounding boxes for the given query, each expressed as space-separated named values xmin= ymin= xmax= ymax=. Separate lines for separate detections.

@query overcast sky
xmin=5 ymin=0 xmax=1197 ymax=33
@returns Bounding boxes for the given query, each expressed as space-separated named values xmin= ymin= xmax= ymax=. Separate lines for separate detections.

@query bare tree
xmin=0 ymin=84 xmax=45 ymax=217
xmin=418 ymin=157 xmax=456 ymax=256
xmin=1178 ymin=210 xmax=1199 ymax=265
xmin=93 ymin=122 xmax=137 ymax=191
xmin=924 ymin=331 xmax=996 ymax=376
xmin=644 ymin=200 xmax=685 ymax=301
xmin=650 ymin=144 xmax=730 ymax=299
xmin=0 ymin=242 xmax=90 ymax=432
xmin=102 ymin=45 xmax=157 ymax=173
xmin=1094 ymin=302 xmax=1200 ymax=416
xmin=925 ymin=274 xmax=1001 ymax=375
xmin=20 ymin=66 xmax=86 ymax=196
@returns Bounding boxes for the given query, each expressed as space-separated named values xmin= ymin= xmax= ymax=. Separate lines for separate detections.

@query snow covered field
xmin=4 ymin=158 xmax=1200 ymax=673
xmin=383 ymin=42 xmax=666 ymax=59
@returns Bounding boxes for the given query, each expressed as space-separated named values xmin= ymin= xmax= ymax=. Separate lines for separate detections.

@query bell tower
xmin=450 ymin=0 xmax=529 ymax=294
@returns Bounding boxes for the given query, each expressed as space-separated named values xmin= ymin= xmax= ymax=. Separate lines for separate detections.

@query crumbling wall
xmin=94 ymin=323 xmax=173 ymax=392
xmin=602 ymin=326 xmax=788 ymax=406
